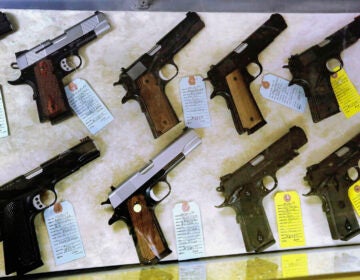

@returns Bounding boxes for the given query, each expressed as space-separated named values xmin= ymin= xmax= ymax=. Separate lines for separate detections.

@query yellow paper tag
xmin=330 ymin=67 xmax=360 ymax=118
xmin=281 ymin=254 xmax=308 ymax=278
xmin=348 ymin=180 xmax=360 ymax=216
xmin=274 ymin=191 xmax=306 ymax=248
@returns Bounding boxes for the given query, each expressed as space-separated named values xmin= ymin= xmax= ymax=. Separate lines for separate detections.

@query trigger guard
xmin=148 ymin=180 xmax=171 ymax=203
xmin=60 ymin=55 xmax=82 ymax=72
xmin=254 ymin=61 xmax=263 ymax=79
xmin=158 ymin=61 xmax=178 ymax=82
xmin=249 ymin=60 xmax=263 ymax=80
xmin=261 ymin=175 xmax=278 ymax=193
xmin=326 ymin=57 xmax=343 ymax=73
xmin=10 ymin=62 xmax=19 ymax=70
xmin=32 ymin=191 xmax=57 ymax=211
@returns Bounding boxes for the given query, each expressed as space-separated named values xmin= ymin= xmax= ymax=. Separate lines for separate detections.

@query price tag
xmin=260 ymin=74 xmax=307 ymax=112
xmin=330 ymin=67 xmax=360 ymax=118
xmin=173 ymin=201 xmax=205 ymax=260
xmin=281 ymin=254 xmax=308 ymax=278
xmin=0 ymin=85 xmax=9 ymax=138
xmin=348 ymin=180 xmax=360 ymax=216
xmin=274 ymin=191 xmax=306 ymax=248
xmin=180 ymin=75 xmax=211 ymax=128
xmin=44 ymin=201 xmax=85 ymax=265
xmin=65 ymin=78 xmax=113 ymax=134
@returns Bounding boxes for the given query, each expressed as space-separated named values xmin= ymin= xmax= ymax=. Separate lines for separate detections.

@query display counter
xmin=0 ymin=9 xmax=359 ymax=279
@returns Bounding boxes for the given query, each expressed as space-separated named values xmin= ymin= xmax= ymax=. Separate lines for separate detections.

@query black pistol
xmin=0 ymin=138 xmax=100 ymax=275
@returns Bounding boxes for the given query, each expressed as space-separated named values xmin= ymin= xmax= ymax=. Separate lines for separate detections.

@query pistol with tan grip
xmin=102 ymin=129 xmax=201 ymax=264
xmin=8 ymin=11 xmax=110 ymax=124
xmin=216 ymin=126 xmax=307 ymax=252
xmin=114 ymin=12 xmax=205 ymax=138
xmin=0 ymin=138 xmax=100 ymax=276
xmin=207 ymin=13 xmax=287 ymax=135
xmin=285 ymin=16 xmax=360 ymax=123
xmin=304 ymin=132 xmax=360 ymax=240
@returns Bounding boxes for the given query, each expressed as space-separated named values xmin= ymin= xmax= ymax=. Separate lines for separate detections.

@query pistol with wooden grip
xmin=8 ymin=11 xmax=110 ymax=124
xmin=0 ymin=12 xmax=13 ymax=38
xmin=206 ymin=13 xmax=287 ymax=135
xmin=0 ymin=137 xmax=100 ymax=276
xmin=216 ymin=126 xmax=307 ymax=252
xmin=114 ymin=12 xmax=205 ymax=138
xmin=304 ymin=132 xmax=360 ymax=240
xmin=285 ymin=16 xmax=360 ymax=123
xmin=102 ymin=129 xmax=201 ymax=264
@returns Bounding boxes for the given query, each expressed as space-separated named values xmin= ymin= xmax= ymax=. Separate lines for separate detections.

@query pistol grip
xmin=225 ymin=69 xmax=266 ymax=134
xmin=233 ymin=197 xmax=275 ymax=252
xmin=137 ymin=72 xmax=179 ymax=138
xmin=2 ymin=198 xmax=43 ymax=275
xmin=127 ymin=194 xmax=172 ymax=264
xmin=307 ymin=75 xmax=339 ymax=123
xmin=322 ymin=189 xmax=360 ymax=240
xmin=33 ymin=59 xmax=73 ymax=124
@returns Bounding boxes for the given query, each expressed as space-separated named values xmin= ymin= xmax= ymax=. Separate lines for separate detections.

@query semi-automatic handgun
xmin=304 ymin=132 xmax=360 ymax=240
xmin=206 ymin=14 xmax=287 ymax=135
xmin=0 ymin=137 xmax=100 ymax=275
xmin=8 ymin=11 xmax=110 ymax=124
xmin=102 ymin=128 xmax=201 ymax=264
xmin=114 ymin=12 xmax=205 ymax=138
xmin=216 ymin=126 xmax=307 ymax=252
xmin=285 ymin=16 xmax=360 ymax=123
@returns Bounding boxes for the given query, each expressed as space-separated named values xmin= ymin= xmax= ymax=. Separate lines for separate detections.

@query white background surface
xmin=0 ymin=10 xmax=359 ymax=276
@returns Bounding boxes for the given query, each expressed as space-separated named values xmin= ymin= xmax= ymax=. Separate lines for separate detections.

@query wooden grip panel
xmin=137 ymin=72 xmax=179 ymax=138
xmin=127 ymin=194 xmax=171 ymax=263
xmin=226 ymin=69 xmax=264 ymax=131
xmin=34 ymin=59 xmax=71 ymax=122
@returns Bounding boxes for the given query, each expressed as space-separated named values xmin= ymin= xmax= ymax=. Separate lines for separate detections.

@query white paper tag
xmin=65 ymin=78 xmax=113 ymax=134
xmin=173 ymin=201 xmax=205 ymax=260
xmin=0 ymin=86 xmax=9 ymax=138
xmin=260 ymin=74 xmax=307 ymax=112
xmin=180 ymin=75 xmax=211 ymax=128
xmin=44 ymin=201 xmax=85 ymax=265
